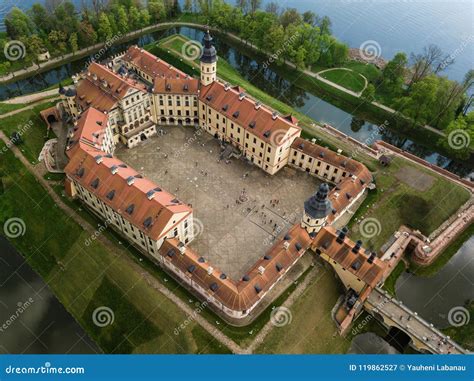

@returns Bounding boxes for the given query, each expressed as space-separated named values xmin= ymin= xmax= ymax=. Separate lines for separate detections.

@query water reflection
xmin=0 ymin=26 xmax=471 ymax=177
xmin=348 ymin=333 xmax=399 ymax=354
xmin=0 ymin=236 xmax=99 ymax=354
xmin=396 ymin=237 xmax=474 ymax=328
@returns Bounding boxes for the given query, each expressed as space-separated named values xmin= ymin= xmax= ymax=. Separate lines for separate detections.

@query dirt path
xmin=2 ymin=89 xmax=60 ymax=104
xmin=0 ymin=128 xmax=244 ymax=354
xmin=245 ymin=264 xmax=319 ymax=353
xmin=315 ymin=68 xmax=368 ymax=97
xmin=0 ymin=96 xmax=60 ymax=120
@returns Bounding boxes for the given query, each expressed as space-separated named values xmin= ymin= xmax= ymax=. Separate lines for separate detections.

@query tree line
xmin=2 ymin=0 xmax=472 ymax=159
xmin=0 ymin=0 xmax=178 ymax=72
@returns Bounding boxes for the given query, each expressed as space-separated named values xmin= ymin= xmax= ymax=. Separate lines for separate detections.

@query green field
xmin=0 ymin=101 xmax=56 ymax=163
xmin=319 ymin=69 xmax=367 ymax=93
xmin=443 ymin=302 xmax=474 ymax=352
xmin=349 ymin=157 xmax=470 ymax=251
xmin=0 ymin=102 xmax=27 ymax=114
xmin=0 ymin=141 xmax=230 ymax=354
xmin=255 ymin=267 xmax=351 ymax=353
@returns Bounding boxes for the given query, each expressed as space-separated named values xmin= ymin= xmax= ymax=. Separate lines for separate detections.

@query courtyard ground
xmin=115 ymin=125 xmax=320 ymax=279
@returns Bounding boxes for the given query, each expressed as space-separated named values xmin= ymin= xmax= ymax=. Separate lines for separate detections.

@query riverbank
xmin=1 ymin=19 xmax=471 ymax=166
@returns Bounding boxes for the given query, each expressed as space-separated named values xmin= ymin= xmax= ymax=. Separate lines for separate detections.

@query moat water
xmin=0 ymin=26 xmax=472 ymax=178
xmin=0 ymin=236 xmax=99 ymax=354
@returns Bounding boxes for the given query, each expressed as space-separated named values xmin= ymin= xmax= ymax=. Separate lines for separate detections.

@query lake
xmin=0 ymin=236 xmax=99 ymax=354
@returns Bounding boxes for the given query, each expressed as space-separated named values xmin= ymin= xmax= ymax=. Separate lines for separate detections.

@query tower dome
xmin=201 ymin=30 xmax=217 ymax=64
xmin=304 ymin=183 xmax=333 ymax=219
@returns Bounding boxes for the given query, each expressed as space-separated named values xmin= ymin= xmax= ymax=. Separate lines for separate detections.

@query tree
xmin=28 ymin=3 xmax=51 ymax=34
xmin=318 ymin=16 xmax=332 ymax=35
xmin=27 ymin=35 xmax=45 ymax=57
xmin=148 ymin=0 xmax=166 ymax=22
xmin=69 ymin=32 xmax=79 ymax=53
xmin=280 ymin=8 xmax=302 ymax=28
xmin=265 ymin=2 xmax=279 ymax=15
xmin=409 ymin=44 xmax=453 ymax=87
xmin=249 ymin=0 xmax=261 ymax=14
xmin=184 ymin=0 xmax=193 ymax=13
xmin=97 ymin=12 xmax=113 ymax=40
xmin=439 ymin=112 xmax=474 ymax=159
xmin=48 ymin=30 xmax=68 ymax=52
xmin=235 ymin=0 xmax=248 ymax=14
xmin=140 ymin=9 xmax=151 ymax=26
xmin=302 ymin=10 xmax=317 ymax=26
xmin=5 ymin=8 xmax=35 ymax=38
xmin=397 ymin=75 xmax=438 ymax=126
xmin=381 ymin=52 xmax=407 ymax=94
xmin=129 ymin=5 xmax=141 ymax=30
xmin=115 ymin=5 xmax=129 ymax=34
xmin=362 ymin=84 xmax=376 ymax=102
xmin=78 ymin=20 xmax=98 ymax=47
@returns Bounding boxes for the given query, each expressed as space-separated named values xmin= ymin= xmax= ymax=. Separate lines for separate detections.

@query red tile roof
xmin=153 ymin=76 xmax=199 ymax=94
xmin=199 ymin=81 xmax=301 ymax=146
xmin=159 ymin=223 xmax=312 ymax=311
xmin=123 ymin=45 xmax=186 ymax=79
xmin=291 ymin=137 xmax=373 ymax=222
xmin=76 ymin=62 xmax=147 ymax=112
xmin=311 ymin=226 xmax=386 ymax=288
xmin=65 ymin=109 xmax=192 ymax=241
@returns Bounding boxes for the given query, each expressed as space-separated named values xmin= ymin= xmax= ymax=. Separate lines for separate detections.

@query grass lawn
xmin=319 ymin=68 xmax=367 ymax=93
xmin=343 ymin=61 xmax=382 ymax=83
xmin=255 ymin=265 xmax=351 ymax=354
xmin=0 ymin=102 xmax=27 ymax=114
xmin=383 ymin=261 xmax=406 ymax=296
xmin=0 ymin=142 xmax=230 ymax=354
xmin=348 ymin=157 xmax=470 ymax=252
xmin=0 ymin=101 xmax=57 ymax=164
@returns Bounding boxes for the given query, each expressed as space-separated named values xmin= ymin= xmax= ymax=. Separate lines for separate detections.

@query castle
xmin=59 ymin=32 xmax=386 ymax=321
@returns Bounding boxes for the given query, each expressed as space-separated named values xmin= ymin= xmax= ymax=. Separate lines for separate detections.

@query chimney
xmin=336 ymin=227 xmax=348 ymax=244
xmin=255 ymin=101 xmax=261 ymax=110
xmin=283 ymin=241 xmax=290 ymax=250
xmin=238 ymin=92 xmax=245 ymax=101
xmin=367 ymin=252 xmax=376 ymax=264
xmin=352 ymin=240 xmax=362 ymax=253
xmin=258 ymin=265 xmax=265 ymax=275
xmin=207 ymin=266 xmax=214 ymax=275
xmin=224 ymin=83 xmax=230 ymax=91
xmin=272 ymin=111 xmax=278 ymax=120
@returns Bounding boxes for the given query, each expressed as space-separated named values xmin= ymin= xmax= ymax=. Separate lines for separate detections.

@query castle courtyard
xmin=115 ymin=125 xmax=321 ymax=279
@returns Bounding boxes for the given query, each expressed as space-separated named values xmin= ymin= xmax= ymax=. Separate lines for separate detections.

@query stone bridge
xmin=364 ymin=287 xmax=468 ymax=354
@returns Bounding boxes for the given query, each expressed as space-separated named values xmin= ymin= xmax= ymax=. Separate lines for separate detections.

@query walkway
xmin=2 ymin=88 xmax=59 ymax=104
xmin=315 ymin=68 xmax=368 ymax=97
xmin=365 ymin=288 xmax=467 ymax=354
xmin=0 ymin=128 xmax=244 ymax=354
